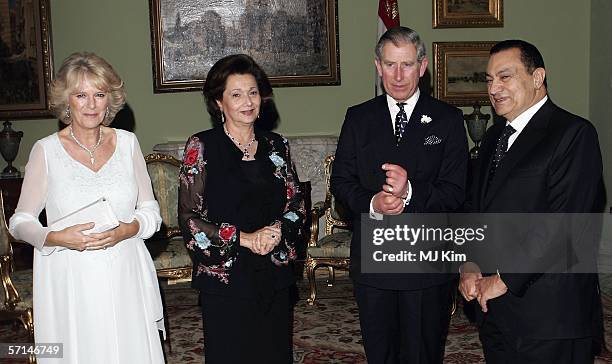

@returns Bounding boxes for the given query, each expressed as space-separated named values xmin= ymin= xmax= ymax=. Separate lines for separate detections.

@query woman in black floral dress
xmin=178 ymin=54 xmax=305 ymax=364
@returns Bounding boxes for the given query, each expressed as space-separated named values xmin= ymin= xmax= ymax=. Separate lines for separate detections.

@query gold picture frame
xmin=433 ymin=41 xmax=497 ymax=106
xmin=433 ymin=0 xmax=503 ymax=28
xmin=0 ymin=0 xmax=54 ymax=119
xmin=148 ymin=0 xmax=340 ymax=93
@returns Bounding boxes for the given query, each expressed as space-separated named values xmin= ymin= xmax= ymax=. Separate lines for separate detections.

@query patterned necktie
xmin=395 ymin=103 xmax=408 ymax=145
xmin=489 ymin=124 xmax=516 ymax=179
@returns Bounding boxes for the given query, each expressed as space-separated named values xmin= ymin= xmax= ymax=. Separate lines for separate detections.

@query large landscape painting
xmin=149 ymin=0 xmax=340 ymax=92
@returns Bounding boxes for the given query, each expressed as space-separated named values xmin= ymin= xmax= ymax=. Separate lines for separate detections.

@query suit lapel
xmin=371 ymin=95 xmax=398 ymax=158
xmin=483 ymin=100 xmax=553 ymax=209
xmin=376 ymin=95 xmax=396 ymax=143
xmin=393 ymin=93 xmax=429 ymax=171
xmin=478 ymin=122 xmax=503 ymax=210
xmin=406 ymin=94 xmax=429 ymax=140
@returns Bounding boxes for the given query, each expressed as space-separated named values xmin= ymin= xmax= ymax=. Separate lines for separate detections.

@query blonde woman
xmin=9 ymin=52 xmax=165 ymax=363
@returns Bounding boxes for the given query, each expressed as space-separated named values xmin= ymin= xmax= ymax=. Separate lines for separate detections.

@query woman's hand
xmin=240 ymin=224 xmax=281 ymax=256
xmin=253 ymin=225 xmax=281 ymax=255
xmin=84 ymin=220 xmax=140 ymax=250
xmin=45 ymin=222 xmax=98 ymax=251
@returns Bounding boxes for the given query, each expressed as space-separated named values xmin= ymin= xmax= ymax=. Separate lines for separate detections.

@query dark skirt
xmin=200 ymin=287 xmax=294 ymax=364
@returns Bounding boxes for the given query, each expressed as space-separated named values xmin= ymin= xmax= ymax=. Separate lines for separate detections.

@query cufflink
xmin=401 ymin=190 xmax=410 ymax=206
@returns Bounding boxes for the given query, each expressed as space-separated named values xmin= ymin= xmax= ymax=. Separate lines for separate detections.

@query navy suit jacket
xmin=330 ymin=92 xmax=468 ymax=290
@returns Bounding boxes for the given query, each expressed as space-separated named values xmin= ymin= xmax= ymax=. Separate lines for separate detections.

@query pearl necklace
xmin=69 ymin=126 xmax=103 ymax=165
xmin=224 ymin=126 xmax=256 ymax=159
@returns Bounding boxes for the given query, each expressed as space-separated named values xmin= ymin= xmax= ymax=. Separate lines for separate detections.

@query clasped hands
xmin=240 ymin=222 xmax=282 ymax=255
xmin=46 ymin=221 xmax=140 ymax=251
xmin=372 ymin=163 xmax=409 ymax=215
xmin=459 ymin=264 xmax=508 ymax=313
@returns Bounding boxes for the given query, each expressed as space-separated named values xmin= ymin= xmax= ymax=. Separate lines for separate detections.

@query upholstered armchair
xmin=0 ymin=191 xmax=35 ymax=363
xmin=145 ymin=153 xmax=193 ymax=284
xmin=305 ymin=155 xmax=352 ymax=305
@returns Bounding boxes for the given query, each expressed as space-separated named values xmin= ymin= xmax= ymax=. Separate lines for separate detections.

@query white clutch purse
xmin=49 ymin=197 xmax=119 ymax=235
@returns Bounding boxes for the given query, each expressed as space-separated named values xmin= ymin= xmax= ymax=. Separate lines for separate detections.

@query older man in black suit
xmin=331 ymin=26 xmax=468 ymax=363
xmin=459 ymin=40 xmax=604 ymax=363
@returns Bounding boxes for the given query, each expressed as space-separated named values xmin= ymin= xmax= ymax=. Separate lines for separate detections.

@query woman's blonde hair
xmin=49 ymin=52 xmax=125 ymax=125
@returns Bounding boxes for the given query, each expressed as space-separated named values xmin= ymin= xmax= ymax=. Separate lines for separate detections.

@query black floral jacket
xmin=178 ymin=127 xmax=305 ymax=285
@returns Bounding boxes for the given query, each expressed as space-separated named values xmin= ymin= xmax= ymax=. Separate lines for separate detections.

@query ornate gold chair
xmin=145 ymin=153 xmax=193 ymax=283
xmin=0 ymin=190 xmax=35 ymax=363
xmin=305 ymin=155 xmax=352 ymax=305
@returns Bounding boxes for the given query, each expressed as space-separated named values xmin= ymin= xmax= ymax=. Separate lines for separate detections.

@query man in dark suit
xmin=459 ymin=40 xmax=604 ymax=363
xmin=331 ymin=26 xmax=468 ymax=363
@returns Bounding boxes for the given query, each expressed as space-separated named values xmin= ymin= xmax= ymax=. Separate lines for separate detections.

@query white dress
xmin=9 ymin=129 xmax=165 ymax=364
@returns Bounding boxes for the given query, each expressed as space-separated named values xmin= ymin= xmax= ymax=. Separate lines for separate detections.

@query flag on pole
xmin=376 ymin=0 xmax=400 ymax=96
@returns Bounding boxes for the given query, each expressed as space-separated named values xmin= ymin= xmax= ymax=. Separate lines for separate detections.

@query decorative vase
xmin=0 ymin=121 xmax=24 ymax=178
xmin=464 ymin=105 xmax=490 ymax=160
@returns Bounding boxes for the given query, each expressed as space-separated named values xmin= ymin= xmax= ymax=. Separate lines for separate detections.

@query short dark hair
xmin=203 ymin=54 xmax=273 ymax=125
xmin=490 ymin=40 xmax=547 ymax=87
xmin=375 ymin=26 xmax=426 ymax=63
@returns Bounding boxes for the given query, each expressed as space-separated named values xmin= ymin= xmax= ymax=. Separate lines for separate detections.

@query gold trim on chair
xmin=145 ymin=153 xmax=193 ymax=352
xmin=0 ymin=190 xmax=35 ymax=363
xmin=306 ymin=258 xmax=350 ymax=305
xmin=0 ymin=253 xmax=19 ymax=310
xmin=305 ymin=155 xmax=352 ymax=305
xmin=145 ymin=153 xmax=182 ymax=239
xmin=156 ymin=267 xmax=192 ymax=284
xmin=145 ymin=153 xmax=192 ymax=284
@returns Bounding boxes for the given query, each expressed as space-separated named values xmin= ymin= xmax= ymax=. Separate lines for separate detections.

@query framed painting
xmin=149 ymin=0 xmax=340 ymax=93
xmin=433 ymin=41 xmax=497 ymax=106
xmin=0 ymin=0 xmax=54 ymax=119
xmin=433 ymin=0 xmax=503 ymax=28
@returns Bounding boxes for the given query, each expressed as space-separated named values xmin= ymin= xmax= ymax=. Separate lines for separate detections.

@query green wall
xmin=590 ymin=0 xmax=612 ymax=200
xmin=11 ymin=0 xmax=593 ymax=178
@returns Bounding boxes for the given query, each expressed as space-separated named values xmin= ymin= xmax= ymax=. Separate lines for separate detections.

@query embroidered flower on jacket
xmin=269 ymin=152 xmax=285 ymax=167
xmin=284 ymin=211 xmax=299 ymax=222
xmin=219 ymin=223 xmax=237 ymax=243
xmin=196 ymin=263 xmax=229 ymax=284
xmin=179 ymin=136 xmax=205 ymax=186
xmin=194 ymin=232 xmax=211 ymax=250
xmin=286 ymin=184 xmax=295 ymax=199
xmin=184 ymin=148 xmax=199 ymax=165
xmin=421 ymin=115 xmax=432 ymax=124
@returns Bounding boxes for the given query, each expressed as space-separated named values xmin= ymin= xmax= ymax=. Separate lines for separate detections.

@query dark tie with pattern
xmin=489 ymin=124 xmax=516 ymax=179
xmin=395 ymin=103 xmax=408 ymax=145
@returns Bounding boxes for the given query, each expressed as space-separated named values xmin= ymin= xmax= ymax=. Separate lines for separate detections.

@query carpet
xmin=160 ymin=272 xmax=612 ymax=363
xmin=2 ymin=273 xmax=612 ymax=363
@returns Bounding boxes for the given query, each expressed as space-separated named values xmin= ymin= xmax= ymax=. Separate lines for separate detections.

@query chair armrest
xmin=308 ymin=201 xmax=330 ymax=247
xmin=166 ymin=227 xmax=182 ymax=239
xmin=311 ymin=201 xmax=328 ymax=218
xmin=0 ymin=254 xmax=20 ymax=310
xmin=149 ymin=225 xmax=183 ymax=241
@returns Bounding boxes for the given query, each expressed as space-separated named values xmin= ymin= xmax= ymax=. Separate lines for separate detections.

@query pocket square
xmin=424 ymin=135 xmax=442 ymax=145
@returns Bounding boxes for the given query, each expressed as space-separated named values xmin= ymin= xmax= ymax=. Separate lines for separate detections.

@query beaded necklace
xmin=224 ymin=125 xmax=256 ymax=159
xmin=69 ymin=126 xmax=103 ymax=165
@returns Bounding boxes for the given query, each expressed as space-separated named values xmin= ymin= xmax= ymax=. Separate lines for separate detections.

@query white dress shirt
xmin=506 ymin=95 xmax=548 ymax=151
xmin=369 ymin=89 xmax=420 ymax=219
